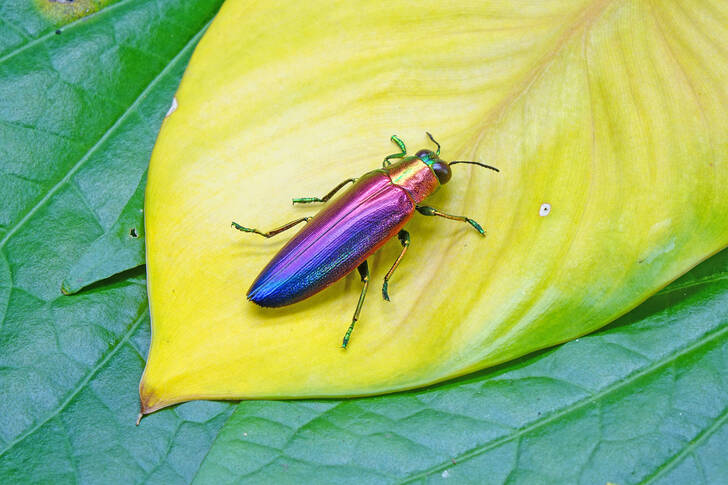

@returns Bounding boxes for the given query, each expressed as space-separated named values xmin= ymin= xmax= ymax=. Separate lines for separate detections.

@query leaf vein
xmin=641 ymin=402 xmax=728 ymax=484
xmin=0 ymin=19 xmax=211 ymax=250
xmin=399 ymin=322 xmax=728 ymax=483
xmin=0 ymin=306 xmax=148 ymax=458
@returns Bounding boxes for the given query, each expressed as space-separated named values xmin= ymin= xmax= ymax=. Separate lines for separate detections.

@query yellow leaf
xmin=140 ymin=0 xmax=728 ymax=414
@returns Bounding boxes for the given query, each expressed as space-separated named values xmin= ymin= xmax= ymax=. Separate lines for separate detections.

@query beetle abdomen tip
xmin=247 ymin=286 xmax=293 ymax=308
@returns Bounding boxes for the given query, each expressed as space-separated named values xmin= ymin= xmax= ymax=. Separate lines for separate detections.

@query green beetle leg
xmin=292 ymin=178 xmax=356 ymax=204
xmin=231 ymin=217 xmax=311 ymax=238
xmin=383 ymin=134 xmax=407 ymax=167
xmin=342 ymin=260 xmax=369 ymax=349
xmin=416 ymin=205 xmax=486 ymax=236
xmin=382 ymin=229 xmax=410 ymax=301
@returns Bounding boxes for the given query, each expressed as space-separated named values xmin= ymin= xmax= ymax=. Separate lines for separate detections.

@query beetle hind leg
xmin=382 ymin=230 xmax=410 ymax=301
xmin=231 ymin=217 xmax=311 ymax=238
xmin=342 ymin=260 xmax=370 ymax=349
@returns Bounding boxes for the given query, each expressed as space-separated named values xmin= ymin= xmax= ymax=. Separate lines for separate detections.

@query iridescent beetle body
xmin=247 ymin=169 xmax=415 ymax=307
xmin=233 ymin=134 xmax=499 ymax=347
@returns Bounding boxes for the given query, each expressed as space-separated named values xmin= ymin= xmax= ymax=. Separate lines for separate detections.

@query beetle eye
xmin=431 ymin=161 xmax=452 ymax=184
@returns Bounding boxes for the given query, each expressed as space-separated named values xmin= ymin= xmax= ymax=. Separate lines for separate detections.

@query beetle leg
xmin=292 ymin=178 xmax=356 ymax=204
xmin=231 ymin=217 xmax=311 ymax=238
xmin=383 ymin=134 xmax=407 ymax=167
xmin=382 ymin=230 xmax=410 ymax=301
xmin=342 ymin=260 xmax=369 ymax=349
xmin=416 ymin=205 xmax=486 ymax=236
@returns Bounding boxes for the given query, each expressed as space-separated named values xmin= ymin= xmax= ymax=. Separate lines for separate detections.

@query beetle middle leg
xmin=342 ymin=260 xmax=369 ymax=349
xmin=231 ymin=217 xmax=311 ymax=238
xmin=416 ymin=205 xmax=486 ymax=236
xmin=292 ymin=178 xmax=356 ymax=204
xmin=382 ymin=229 xmax=410 ymax=301
xmin=383 ymin=135 xmax=407 ymax=167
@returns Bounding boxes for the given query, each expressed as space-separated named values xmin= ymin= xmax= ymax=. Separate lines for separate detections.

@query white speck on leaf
xmin=442 ymin=470 xmax=450 ymax=478
xmin=166 ymin=97 xmax=178 ymax=118
xmin=539 ymin=203 xmax=551 ymax=216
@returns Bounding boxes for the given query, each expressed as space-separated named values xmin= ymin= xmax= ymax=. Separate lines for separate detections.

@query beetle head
xmin=417 ymin=132 xmax=500 ymax=184
xmin=416 ymin=149 xmax=452 ymax=184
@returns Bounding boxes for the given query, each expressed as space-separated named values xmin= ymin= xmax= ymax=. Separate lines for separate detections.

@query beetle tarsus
xmin=231 ymin=221 xmax=257 ymax=233
xmin=292 ymin=197 xmax=322 ymax=204
xmin=232 ymin=217 xmax=311 ymax=238
xmin=342 ymin=326 xmax=354 ymax=348
xmin=466 ymin=218 xmax=486 ymax=236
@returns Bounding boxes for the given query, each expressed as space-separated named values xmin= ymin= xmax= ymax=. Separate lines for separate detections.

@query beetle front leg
xmin=382 ymin=230 xmax=410 ymax=301
xmin=231 ymin=217 xmax=311 ymax=238
xmin=383 ymin=134 xmax=407 ymax=167
xmin=292 ymin=178 xmax=356 ymax=204
xmin=342 ymin=260 xmax=369 ymax=349
xmin=416 ymin=205 xmax=486 ymax=236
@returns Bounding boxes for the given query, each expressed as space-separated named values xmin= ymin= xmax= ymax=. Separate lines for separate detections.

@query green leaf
xmin=194 ymin=250 xmax=728 ymax=484
xmin=61 ymin=172 xmax=146 ymax=295
xmin=0 ymin=0 xmax=231 ymax=482
xmin=2 ymin=0 xmax=727 ymax=484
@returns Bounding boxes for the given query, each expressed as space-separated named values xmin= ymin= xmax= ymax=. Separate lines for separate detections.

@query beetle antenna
xmin=450 ymin=161 xmax=500 ymax=172
xmin=425 ymin=132 xmax=440 ymax=156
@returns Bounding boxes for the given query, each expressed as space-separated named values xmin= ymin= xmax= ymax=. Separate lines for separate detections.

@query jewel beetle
xmin=232 ymin=133 xmax=499 ymax=348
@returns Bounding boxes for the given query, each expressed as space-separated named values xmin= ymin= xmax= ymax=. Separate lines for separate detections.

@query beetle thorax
xmin=385 ymin=157 xmax=440 ymax=203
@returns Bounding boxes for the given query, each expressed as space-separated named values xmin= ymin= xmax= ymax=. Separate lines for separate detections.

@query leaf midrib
xmin=434 ymin=0 xmax=614 ymax=377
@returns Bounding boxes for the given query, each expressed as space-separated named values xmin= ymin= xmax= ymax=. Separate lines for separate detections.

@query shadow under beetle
xmin=232 ymin=133 xmax=499 ymax=348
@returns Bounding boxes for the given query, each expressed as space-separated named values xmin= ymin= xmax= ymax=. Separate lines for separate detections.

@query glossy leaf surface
xmin=141 ymin=0 xmax=728 ymax=413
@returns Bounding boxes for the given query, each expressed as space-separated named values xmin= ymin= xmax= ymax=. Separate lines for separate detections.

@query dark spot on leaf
xmin=55 ymin=29 xmax=62 ymax=34
xmin=129 ymin=228 xmax=138 ymax=238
